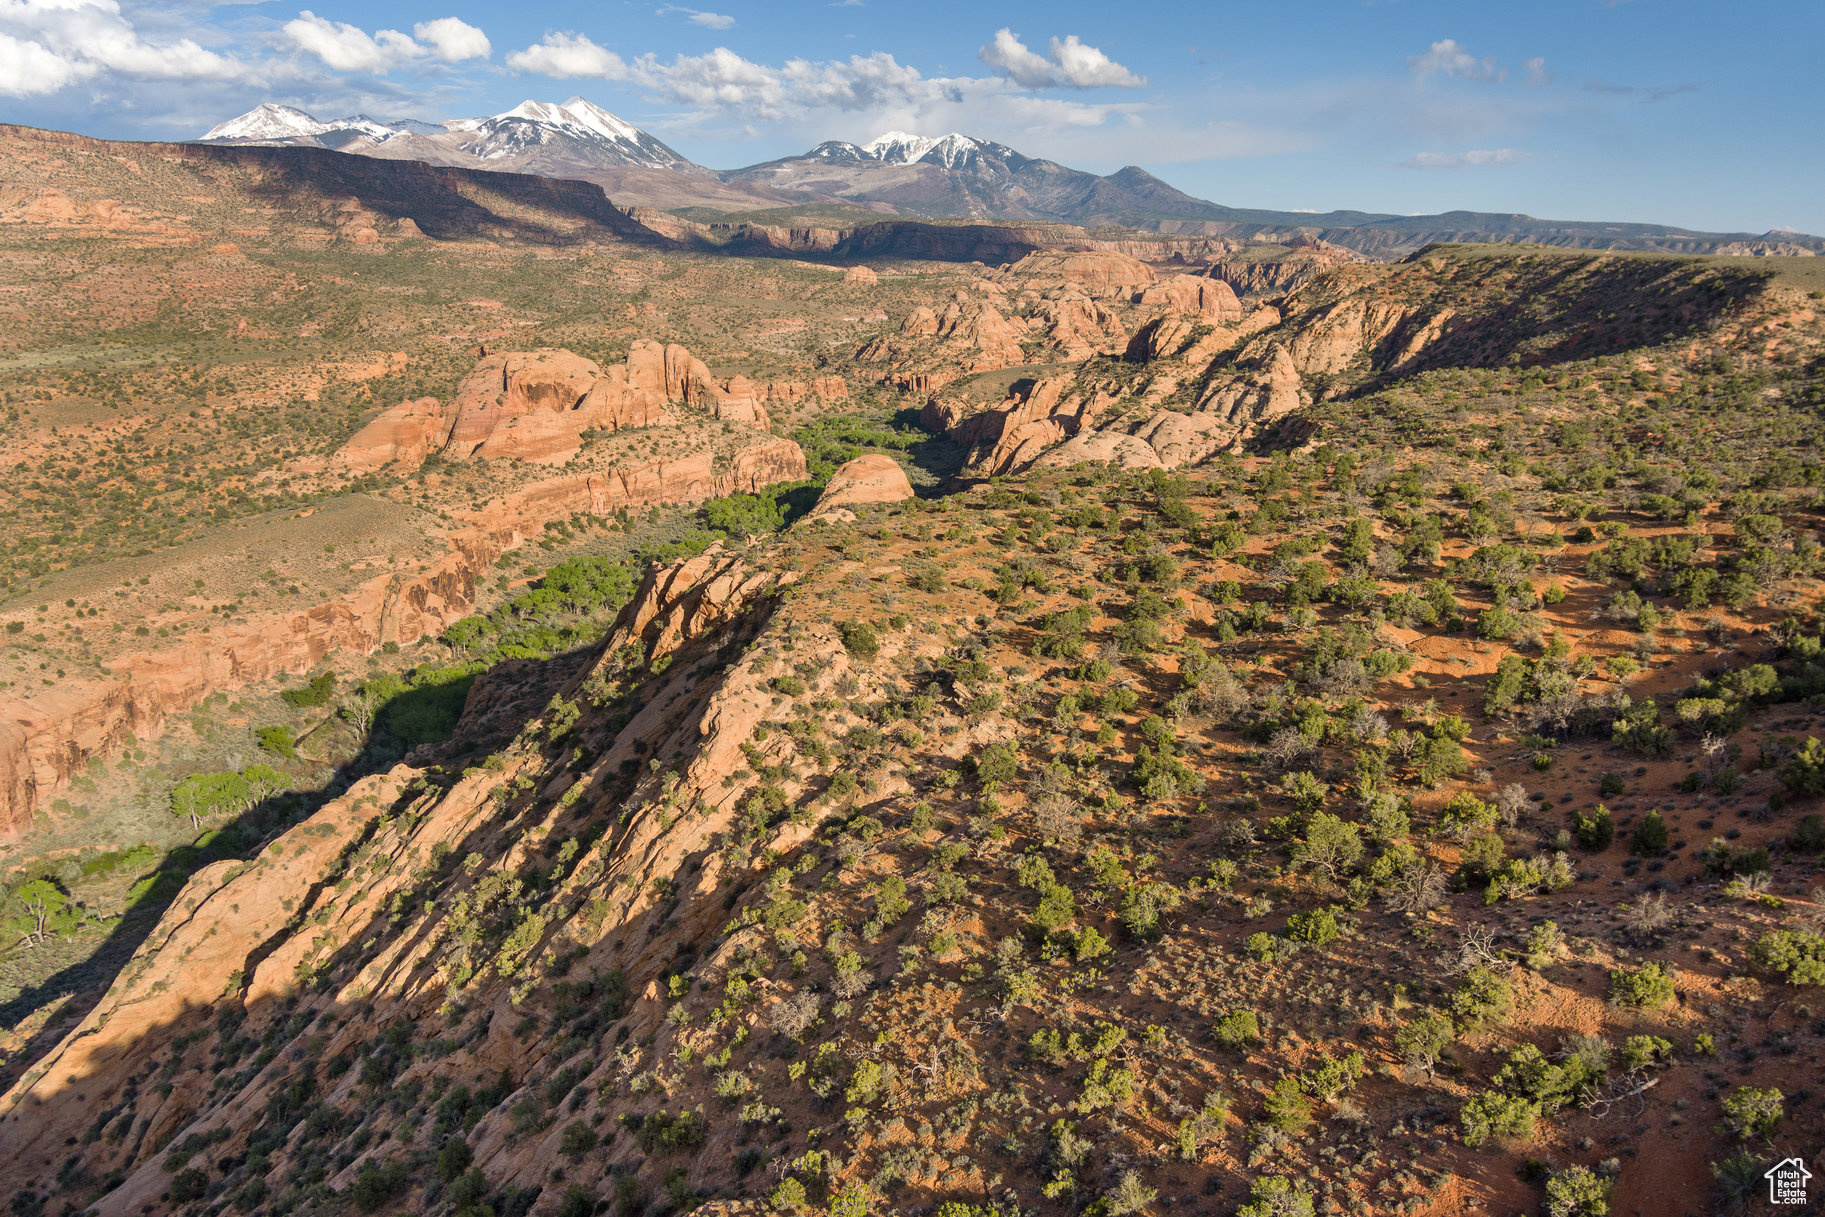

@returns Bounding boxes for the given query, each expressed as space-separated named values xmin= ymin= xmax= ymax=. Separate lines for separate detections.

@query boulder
xmin=843 ymin=265 xmax=879 ymax=285
xmin=807 ymin=454 xmax=914 ymax=521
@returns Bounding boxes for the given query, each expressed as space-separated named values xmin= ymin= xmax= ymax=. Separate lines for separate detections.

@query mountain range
xmin=198 ymin=100 xmax=1822 ymax=255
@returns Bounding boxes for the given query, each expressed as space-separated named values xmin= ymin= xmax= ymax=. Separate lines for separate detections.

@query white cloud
xmin=507 ymin=31 xmax=1150 ymax=136
xmin=414 ymin=17 xmax=491 ymax=63
xmin=0 ymin=0 xmax=246 ymax=96
xmin=284 ymin=11 xmax=490 ymax=73
xmin=978 ymin=27 xmax=1143 ymax=89
xmin=0 ymin=30 xmax=87 ymax=95
xmin=1408 ymin=39 xmax=1496 ymax=80
xmin=1523 ymin=56 xmax=1549 ymax=85
xmin=505 ymin=32 xmax=628 ymax=80
xmin=657 ymin=6 xmax=735 ymax=29
xmin=1399 ymin=147 xmax=1531 ymax=170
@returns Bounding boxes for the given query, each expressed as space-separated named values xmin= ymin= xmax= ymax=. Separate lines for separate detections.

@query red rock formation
xmin=806 ymin=454 xmax=915 ymax=521
xmin=441 ymin=349 xmax=604 ymax=459
xmin=329 ymin=397 xmax=449 ymax=472
xmin=1135 ymin=275 xmax=1244 ymax=320
xmin=0 ymin=430 xmax=808 ymax=839
xmin=1005 ymin=250 xmax=1158 ymax=295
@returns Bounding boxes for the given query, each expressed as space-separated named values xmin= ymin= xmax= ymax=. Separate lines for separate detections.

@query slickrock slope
xmin=805 ymin=455 xmax=916 ymax=521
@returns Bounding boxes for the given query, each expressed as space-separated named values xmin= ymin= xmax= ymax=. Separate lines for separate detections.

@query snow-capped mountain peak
xmin=496 ymin=97 xmax=645 ymax=145
xmin=856 ymin=132 xmax=1006 ymax=169
xmin=198 ymin=97 xmax=698 ymax=173
xmin=200 ymin=104 xmax=329 ymax=143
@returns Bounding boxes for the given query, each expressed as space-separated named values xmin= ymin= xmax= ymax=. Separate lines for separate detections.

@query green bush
xmin=436 ymin=1137 xmax=474 ymax=1182
xmin=1608 ymin=962 xmax=1677 ymax=1008
xmin=1030 ymin=884 xmax=1076 ymax=936
xmin=1284 ymin=906 xmax=1346 ymax=947
xmin=1460 ymin=1091 xmax=1539 ymax=1146
xmin=1779 ymin=736 xmax=1825 ymax=794
xmin=255 ymin=725 xmax=297 ymax=759
xmin=280 ymin=671 xmax=336 ymax=708
xmin=348 ymin=1160 xmax=411 ymax=1212
xmin=1719 ymin=1085 xmax=1783 ymax=1141
xmin=1450 ymin=966 xmax=1512 ymax=1025
xmin=1544 ymin=1165 xmax=1611 ymax=1217
xmin=1572 ymin=805 xmax=1615 ymax=851
xmin=1793 ymin=813 xmax=1825 ymax=854
xmin=1394 ymin=1013 xmax=1454 ymax=1070
xmin=1237 ymin=1176 xmax=1314 ymax=1217
xmin=838 ymin=620 xmax=880 ymax=660
xmin=1261 ymin=1075 xmax=1312 ymax=1132
xmin=1212 ymin=1008 xmax=1259 ymax=1051
xmin=169 ymin=1167 xmax=210 ymax=1203
xmin=1747 ymin=930 xmax=1825 ymax=985
xmin=1630 ymin=810 xmax=1668 ymax=856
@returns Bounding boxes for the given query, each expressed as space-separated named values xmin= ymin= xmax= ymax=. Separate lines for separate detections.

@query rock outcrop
xmin=1004 ymin=251 xmax=1158 ymax=295
xmin=335 ymin=340 xmax=846 ymax=470
xmin=806 ymin=454 xmax=915 ymax=521
xmin=1135 ymin=274 xmax=1244 ymax=320
xmin=330 ymin=397 xmax=450 ymax=472
xmin=0 ymin=544 xmax=806 ymax=1210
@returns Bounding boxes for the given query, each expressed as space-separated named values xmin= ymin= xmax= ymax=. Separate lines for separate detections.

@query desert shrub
xmin=1572 ymin=805 xmax=1615 ymax=851
xmin=1301 ymin=1051 xmax=1367 ymax=1101
xmin=1395 ymin=1012 xmax=1454 ymax=1070
xmin=1212 ymin=1009 xmax=1259 ymax=1051
xmin=559 ymin=1121 xmax=598 ymax=1156
xmin=838 ymin=620 xmax=880 ymax=659
xmin=1291 ymin=812 xmax=1362 ymax=877
xmin=348 ymin=1160 xmax=411 ymax=1212
xmin=1261 ymin=1075 xmax=1312 ymax=1132
xmin=1119 ymin=882 xmax=1180 ymax=939
xmin=1544 ymin=1165 xmax=1611 ymax=1217
xmin=1792 ymin=813 xmax=1825 ymax=854
xmin=622 ymin=1109 xmax=706 ymax=1154
xmin=1630 ymin=810 xmax=1668 ymax=856
xmin=1608 ymin=962 xmax=1676 ymax=1008
xmin=1700 ymin=837 xmax=1771 ymax=878
xmin=1459 ymin=1091 xmax=1539 ymax=1146
xmin=1237 ymin=1175 xmax=1314 ymax=1217
xmin=1437 ymin=790 xmax=1496 ymax=837
xmin=1030 ymin=884 xmax=1077 ymax=936
xmin=975 ymin=742 xmax=1019 ymax=788
xmin=281 ymin=671 xmax=336 ymax=707
xmin=255 ymin=725 xmax=297 ymax=758
xmin=1492 ymin=1043 xmax=1602 ymax=1111
xmin=1284 ymin=906 xmax=1346 ymax=947
xmin=1719 ymin=1085 xmax=1783 ymax=1141
xmin=1619 ymin=1035 xmax=1673 ymax=1072
xmin=1747 ymin=930 xmax=1825 ymax=985
xmin=1450 ymin=966 xmax=1512 ymax=1025
xmin=436 ymin=1138 xmax=474 ymax=1183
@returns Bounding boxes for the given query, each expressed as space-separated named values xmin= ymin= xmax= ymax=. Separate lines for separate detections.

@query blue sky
xmin=2 ymin=0 xmax=1820 ymax=234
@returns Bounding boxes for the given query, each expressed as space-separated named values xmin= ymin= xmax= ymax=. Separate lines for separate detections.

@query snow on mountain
xmin=198 ymin=99 xmax=696 ymax=172
xmin=200 ymin=104 xmax=331 ymax=143
xmin=497 ymin=98 xmax=645 ymax=145
xmin=857 ymin=132 xmax=1008 ymax=169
